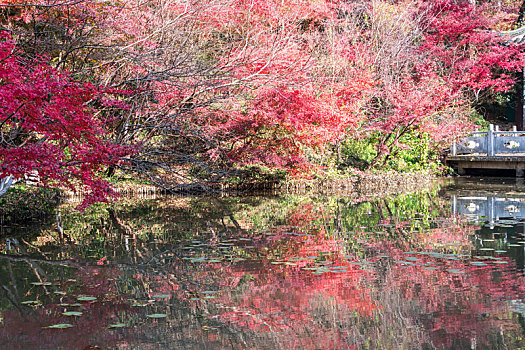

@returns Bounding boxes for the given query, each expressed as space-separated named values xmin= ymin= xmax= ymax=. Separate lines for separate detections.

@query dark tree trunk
xmin=518 ymin=0 xmax=525 ymax=27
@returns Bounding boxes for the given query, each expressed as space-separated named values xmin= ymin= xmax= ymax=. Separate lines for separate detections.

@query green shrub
xmin=0 ymin=185 xmax=61 ymax=225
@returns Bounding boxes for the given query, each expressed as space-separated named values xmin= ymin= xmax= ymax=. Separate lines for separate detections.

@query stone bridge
xmin=447 ymin=124 xmax=525 ymax=177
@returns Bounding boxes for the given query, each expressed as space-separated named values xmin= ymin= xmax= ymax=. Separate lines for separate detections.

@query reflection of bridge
xmin=447 ymin=125 xmax=525 ymax=176
xmin=450 ymin=189 xmax=525 ymax=271
xmin=452 ymin=195 xmax=525 ymax=225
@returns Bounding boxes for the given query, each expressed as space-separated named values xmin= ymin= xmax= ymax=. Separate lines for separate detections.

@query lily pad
xmin=404 ymin=257 xmax=420 ymax=261
xmin=395 ymin=261 xmax=415 ymax=265
xmin=44 ymin=323 xmax=73 ymax=329
xmin=190 ymin=257 xmax=207 ymax=263
xmin=108 ymin=323 xmax=126 ymax=328
xmin=31 ymin=282 xmax=52 ymax=286
xmin=132 ymin=303 xmax=148 ymax=307
xmin=62 ymin=311 xmax=83 ymax=316
xmin=152 ymin=294 xmax=171 ymax=299
xmin=77 ymin=296 xmax=97 ymax=302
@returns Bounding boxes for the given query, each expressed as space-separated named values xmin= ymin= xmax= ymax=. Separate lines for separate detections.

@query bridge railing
xmin=451 ymin=124 xmax=525 ymax=156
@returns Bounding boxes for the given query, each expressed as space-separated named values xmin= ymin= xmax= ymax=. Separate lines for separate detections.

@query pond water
xmin=3 ymin=178 xmax=525 ymax=349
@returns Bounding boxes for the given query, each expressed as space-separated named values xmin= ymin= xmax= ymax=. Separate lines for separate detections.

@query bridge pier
xmin=447 ymin=156 xmax=525 ymax=177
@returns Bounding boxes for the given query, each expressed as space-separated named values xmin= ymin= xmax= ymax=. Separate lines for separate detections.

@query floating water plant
xmin=44 ymin=323 xmax=73 ymax=329
xmin=77 ymin=296 xmax=97 ymax=302
xmin=108 ymin=323 xmax=126 ymax=328
xmin=62 ymin=311 xmax=83 ymax=316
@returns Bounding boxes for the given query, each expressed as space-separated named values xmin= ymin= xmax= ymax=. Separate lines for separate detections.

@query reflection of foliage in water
xmin=3 ymin=190 xmax=525 ymax=348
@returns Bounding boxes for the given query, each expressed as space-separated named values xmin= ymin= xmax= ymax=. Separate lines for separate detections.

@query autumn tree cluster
xmin=1 ymin=0 xmax=524 ymax=203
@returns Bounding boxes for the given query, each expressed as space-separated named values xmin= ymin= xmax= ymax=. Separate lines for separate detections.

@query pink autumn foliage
xmin=419 ymin=0 xmax=525 ymax=94
xmin=3 ymin=0 xmax=525 ymax=193
xmin=208 ymin=76 xmax=373 ymax=173
xmin=0 ymin=32 xmax=133 ymax=207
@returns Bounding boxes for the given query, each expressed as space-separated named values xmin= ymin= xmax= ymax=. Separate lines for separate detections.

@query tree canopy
xmin=1 ymin=0 xmax=525 ymax=203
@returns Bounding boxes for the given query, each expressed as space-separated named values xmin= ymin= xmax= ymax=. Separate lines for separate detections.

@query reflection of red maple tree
xmin=373 ymin=237 xmax=525 ymax=349
xmin=190 ymin=203 xmax=381 ymax=349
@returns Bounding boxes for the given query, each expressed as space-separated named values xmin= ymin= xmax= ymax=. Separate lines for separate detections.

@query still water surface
xmin=3 ymin=179 xmax=525 ymax=349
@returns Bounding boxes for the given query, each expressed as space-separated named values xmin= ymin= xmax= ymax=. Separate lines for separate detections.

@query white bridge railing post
xmin=488 ymin=124 xmax=495 ymax=156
